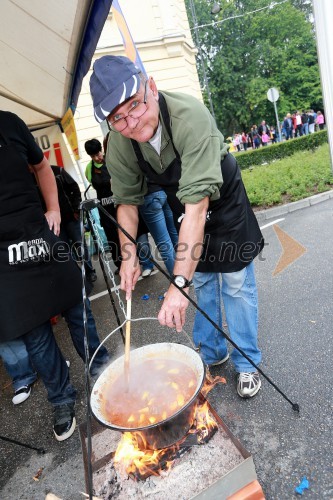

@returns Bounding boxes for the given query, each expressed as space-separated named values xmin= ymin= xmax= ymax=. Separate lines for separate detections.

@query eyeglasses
xmin=108 ymin=81 xmax=148 ymax=132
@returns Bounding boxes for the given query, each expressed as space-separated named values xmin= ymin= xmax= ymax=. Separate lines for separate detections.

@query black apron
xmin=131 ymin=93 xmax=264 ymax=273
xmin=91 ymin=162 xmax=121 ymax=265
xmin=0 ymin=133 xmax=82 ymax=341
xmin=91 ymin=161 xmax=148 ymax=243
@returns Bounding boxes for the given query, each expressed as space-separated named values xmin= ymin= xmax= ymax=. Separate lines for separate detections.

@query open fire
xmin=113 ymin=372 xmax=226 ymax=481
xmin=82 ymin=365 xmax=262 ymax=499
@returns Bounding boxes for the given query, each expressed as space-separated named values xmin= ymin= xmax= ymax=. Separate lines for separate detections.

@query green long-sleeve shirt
xmin=105 ymin=90 xmax=229 ymax=206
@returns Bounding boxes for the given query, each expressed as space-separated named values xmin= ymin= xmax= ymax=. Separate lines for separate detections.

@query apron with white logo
xmin=131 ymin=93 xmax=264 ymax=273
xmin=0 ymin=133 xmax=82 ymax=341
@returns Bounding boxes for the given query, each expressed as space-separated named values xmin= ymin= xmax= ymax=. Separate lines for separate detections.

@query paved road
xmin=1 ymin=198 xmax=332 ymax=499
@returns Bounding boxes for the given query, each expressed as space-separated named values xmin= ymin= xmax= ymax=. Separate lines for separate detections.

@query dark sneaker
xmin=86 ymin=270 xmax=97 ymax=283
xmin=209 ymin=353 xmax=229 ymax=367
xmin=12 ymin=385 xmax=32 ymax=405
xmin=53 ymin=403 xmax=76 ymax=442
xmin=237 ymin=372 xmax=261 ymax=398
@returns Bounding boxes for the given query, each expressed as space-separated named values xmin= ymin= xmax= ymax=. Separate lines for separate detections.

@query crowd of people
xmin=230 ymin=109 xmax=325 ymax=152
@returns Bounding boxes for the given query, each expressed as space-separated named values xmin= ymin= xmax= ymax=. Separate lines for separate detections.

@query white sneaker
xmin=237 ymin=372 xmax=261 ymax=398
xmin=141 ymin=268 xmax=153 ymax=278
xmin=12 ymin=385 xmax=32 ymax=405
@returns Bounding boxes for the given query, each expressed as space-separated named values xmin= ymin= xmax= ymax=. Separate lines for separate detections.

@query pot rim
xmin=90 ymin=342 xmax=206 ymax=432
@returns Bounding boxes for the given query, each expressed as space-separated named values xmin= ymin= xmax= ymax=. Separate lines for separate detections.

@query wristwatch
xmin=172 ymin=275 xmax=192 ymax=289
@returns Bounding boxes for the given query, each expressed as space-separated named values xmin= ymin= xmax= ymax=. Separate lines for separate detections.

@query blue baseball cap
xmin=90 ymin=55 xmax=141 ymax=123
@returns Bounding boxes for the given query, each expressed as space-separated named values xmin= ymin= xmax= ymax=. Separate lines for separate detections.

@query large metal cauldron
xmin=90 ymin=343 xmax=205 ymax=450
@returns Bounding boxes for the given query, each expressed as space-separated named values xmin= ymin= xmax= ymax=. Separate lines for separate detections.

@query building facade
xmin=75 ymin=0 xmax=202 ymax=168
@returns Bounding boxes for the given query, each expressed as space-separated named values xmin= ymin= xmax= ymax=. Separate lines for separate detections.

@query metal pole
xmin=188 ymin=0 xmax=216 ymax=120
xmin=76 ymin=159 xmax=90 ymax=190
xmin=273 ymin=100 xmax=281 ymax=142
xmin=312 ymin=0 xmax=333 ymax=173
xmin=270 ymin=89 xmax=282 ymax=142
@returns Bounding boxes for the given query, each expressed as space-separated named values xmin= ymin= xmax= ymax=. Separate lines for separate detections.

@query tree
xmin=185 ymin=0 xmax=323 ymax=136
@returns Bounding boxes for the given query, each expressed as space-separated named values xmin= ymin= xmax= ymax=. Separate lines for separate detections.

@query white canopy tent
xmin=0 ymin=0 xmax=113 ymax=129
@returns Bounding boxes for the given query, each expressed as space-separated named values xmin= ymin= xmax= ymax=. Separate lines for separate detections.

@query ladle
xmin=124 ymin=298 xmax=132 ymax=390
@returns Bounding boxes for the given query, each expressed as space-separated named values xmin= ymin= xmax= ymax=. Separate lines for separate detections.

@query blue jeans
xmin=136 ymin=233 xmax=154 ymax=271
xmin=285 ymin=128 xmax=292 ymax=140
xmin=62 ymin=299 xmax=110 ymax=376
xmin=302 ymin=123 xmax=309 ymax=135
xmin=192 ymin=262 xmax=261 ymax=372
xmin=22 ymin=321 xmax=77 ymax=406
xmin=0 ymin=339 xmax=37 ymax=391
xmin=139 ymin=191 xmax=178 ymax=275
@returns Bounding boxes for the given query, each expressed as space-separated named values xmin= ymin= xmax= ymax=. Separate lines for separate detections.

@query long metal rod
xmin=0 ymin=435 xmax=45 ymax=454
xmin=0 ymin=89 xmax=59 ymax=120
xmin=97 ymin=202 xmax=300 ymax=413
xmin=79 ymin=209 xmax=94 ymax=500
xmin=86 ymin=212 xmax=125 ymax=344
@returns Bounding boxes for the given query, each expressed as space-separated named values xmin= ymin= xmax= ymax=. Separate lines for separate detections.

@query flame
xmin=114 ymin=431 xmax=178 ymax=478
xmin=114 ymin=372 xmax=226 ymax=479
xmin=189 ymin=401 xmax=218 ymax=442
xmin=201 ymin=370 xmax=226 ymax=398
xmin=113 ymin=373 xmax=226 ymax=480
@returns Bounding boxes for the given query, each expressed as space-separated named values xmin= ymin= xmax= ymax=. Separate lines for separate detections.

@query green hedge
xmin=234 ymin=130 xmax=328 ymax=170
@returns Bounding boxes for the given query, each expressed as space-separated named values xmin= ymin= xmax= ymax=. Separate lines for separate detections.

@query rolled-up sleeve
xmin=169 ymin=102 xmax=227 ymax=204
xmin=177 ymin=134 xmax=223 ymax=204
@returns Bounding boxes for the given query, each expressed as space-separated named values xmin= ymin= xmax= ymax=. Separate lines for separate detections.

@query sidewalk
xmin=254 ymin=188 xmax=333 ymax=222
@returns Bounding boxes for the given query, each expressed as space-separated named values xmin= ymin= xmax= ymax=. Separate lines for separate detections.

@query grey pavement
xmin=1 ymin=194 xmax=333 ymax=499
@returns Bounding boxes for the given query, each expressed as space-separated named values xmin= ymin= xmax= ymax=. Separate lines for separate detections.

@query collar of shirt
xmin=148 ymin=122 xmax=162 ymax=154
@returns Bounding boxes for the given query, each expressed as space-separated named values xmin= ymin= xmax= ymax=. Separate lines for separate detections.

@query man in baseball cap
xmin=89 ymin=55 xmax=264 ymax=399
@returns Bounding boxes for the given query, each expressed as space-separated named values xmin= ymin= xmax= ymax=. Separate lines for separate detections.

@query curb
xmin=255 ymin=189 xmax=333 ymax=223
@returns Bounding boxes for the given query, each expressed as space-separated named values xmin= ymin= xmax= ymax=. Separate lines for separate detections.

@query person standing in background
xmin=50 ymin=165 xmax=97 ymax=284
xmin=85 ymin=138 xmax=154 ymax=277
xmin=282 ymin=114 xmax=293 ymax=141
xmin=85 ymin=139 xmax=122 ymax=272
xmin=261 ymin=131 xmax=270 ymax=146
xmin=241 ymin=132 xmax=248 ymax=151
xmin=301 ymin=110 xmax=309 ymax=135
xmin=0 ymin=110 xmax=79 ymax=441
xmin=308 ymin=111 xmax=315 ymax=134
xmin=316 ymin=111 xmax=325 ymax=130
xmin=295 ymin=111 xmax=303 ymax=137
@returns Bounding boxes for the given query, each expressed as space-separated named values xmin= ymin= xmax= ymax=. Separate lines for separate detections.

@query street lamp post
xmin=188 ymin=0 xmax=216 ymax=120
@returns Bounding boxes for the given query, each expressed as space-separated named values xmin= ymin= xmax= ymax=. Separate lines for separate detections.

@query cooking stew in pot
xmin=100 ymin=358 xmax=197 ymax=428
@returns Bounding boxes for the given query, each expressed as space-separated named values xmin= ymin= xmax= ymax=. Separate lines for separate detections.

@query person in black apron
xmin=0 ymin=111 xmax=79 ymax=441
xmin=89 ymin=56 xmax=264 ymax=399
xmin=84 ymin=138 xmax=154 ymax=276
xmin=84 ymin=138 xmax=121 ymax=271
xmin=50 ymin=165 xmax=97 ymax=284
xmin=31 ymin=166 xmax=110 ymax=378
